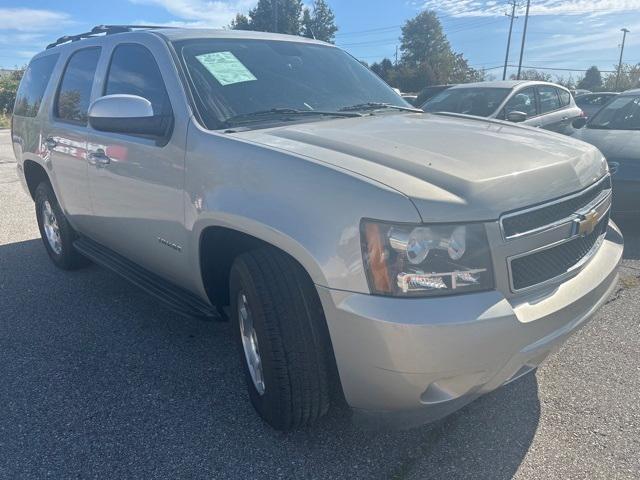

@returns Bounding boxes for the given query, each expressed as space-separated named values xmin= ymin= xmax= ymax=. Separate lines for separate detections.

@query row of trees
xmin=514 ymin=64 xmax=640 ymax=93
xmin=231 ymin=0 xmax=337 ymax=43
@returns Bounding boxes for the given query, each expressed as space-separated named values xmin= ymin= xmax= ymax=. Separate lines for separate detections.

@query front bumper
xmin=317 ymin=222 xmax=623 ymax=428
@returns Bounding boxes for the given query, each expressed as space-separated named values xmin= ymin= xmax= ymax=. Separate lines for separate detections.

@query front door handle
xmin=45 ymin=137 xmax=57 ymax=150
xmin=88 ymin=149 xmax=111 ymax=166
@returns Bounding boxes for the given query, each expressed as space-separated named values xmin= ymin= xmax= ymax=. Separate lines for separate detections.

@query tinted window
xmin=177 ymin=39 xmax=408 ymax=129
xmin=558 ymin=89 xmax=571 ymax=107
xmin=503 ymin=87 xmax=537 ymax=117
xmin=13 ymin=54 xmax=59 ymax=117
xmin=538 ymin=86 xmax=561 ymax=113
xmin=589 ymin=96 xmax=640 ymax=130
xmin=422 ymin=88 xmax=510 ymax=116
xmin=105 ymin=44 xmax=171 ymax=116
xmin=55 ymin=48 xmax=101 ymax=124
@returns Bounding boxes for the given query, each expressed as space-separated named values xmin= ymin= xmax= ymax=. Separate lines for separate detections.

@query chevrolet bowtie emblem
xmin=576 ymin=209 xmax=601 ymax=236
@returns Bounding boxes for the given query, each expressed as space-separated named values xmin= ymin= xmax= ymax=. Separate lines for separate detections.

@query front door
xmin=86 ymin=39 xmax=189 ymax=283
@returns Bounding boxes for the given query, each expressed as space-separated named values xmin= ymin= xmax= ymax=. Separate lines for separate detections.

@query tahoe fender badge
xmin=157 ymin=237 xmax=182 ymax=252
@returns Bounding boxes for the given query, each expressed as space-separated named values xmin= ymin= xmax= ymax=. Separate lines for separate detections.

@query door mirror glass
xmin=506 ymin=111 xmax=527 ymax=123
xmin=572 ymin=117 xmax=587 ymax=129
xmin=88 ymin=94 xmax=167 ymax=136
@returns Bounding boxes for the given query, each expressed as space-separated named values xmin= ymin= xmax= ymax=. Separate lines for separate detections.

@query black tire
xmin=34 ymin=181 xmax=89 ymax=270
xmin=229 ymin=247 xmax=333 ymax=430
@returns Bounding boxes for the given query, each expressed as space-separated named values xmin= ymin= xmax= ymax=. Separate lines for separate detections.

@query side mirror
xmin=88 ymin=94 xmax=168 ymax=137
xmin=572 ymin=117 xmax=587 ymax=129
xmin=506 ymin=111 xmax=527 ymax=123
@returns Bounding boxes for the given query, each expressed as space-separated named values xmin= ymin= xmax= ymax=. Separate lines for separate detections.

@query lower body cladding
xmin=317 ymin=222 xmax=623 ymax=428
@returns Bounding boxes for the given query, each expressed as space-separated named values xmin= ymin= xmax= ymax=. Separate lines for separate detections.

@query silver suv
xmin=422 ymin=80 xmax=583 ymax=134
xmin=12 ymin=26 xmax=622 ymax=430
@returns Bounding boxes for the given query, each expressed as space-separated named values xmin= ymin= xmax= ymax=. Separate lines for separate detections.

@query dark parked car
xmin=575 ymin=92 xmax=619 ymax=118
xmin=422 ymin=80 xmax=582 ymax=134
xmin=572 ymin=89 xmax=640 ymax=216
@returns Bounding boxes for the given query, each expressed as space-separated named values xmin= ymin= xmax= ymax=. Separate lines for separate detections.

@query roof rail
xmin=46 ymin=25 xmax=173 ymax=50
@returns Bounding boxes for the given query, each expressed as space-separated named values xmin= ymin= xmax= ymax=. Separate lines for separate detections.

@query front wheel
xmin=34 ymin=182 xmax=89 ymax=270
xmin=229 ymin=247 xmax=333 ymax=430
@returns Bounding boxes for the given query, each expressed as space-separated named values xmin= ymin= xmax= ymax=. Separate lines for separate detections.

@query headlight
xmin=361 ymin=220 xmax=494 ymax=297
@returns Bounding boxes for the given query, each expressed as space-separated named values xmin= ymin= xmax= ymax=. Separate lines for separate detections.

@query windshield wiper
xmin=222 ymin=108 xmax=362 ymax=127
xmin=339 ymin=102 xmax=423 ymax=113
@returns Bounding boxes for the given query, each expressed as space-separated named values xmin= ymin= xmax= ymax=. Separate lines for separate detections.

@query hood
xmin=234 ymin=113 xmax=607 ymax=222
xmin=572 ymin=127 xmax=640 ymax=162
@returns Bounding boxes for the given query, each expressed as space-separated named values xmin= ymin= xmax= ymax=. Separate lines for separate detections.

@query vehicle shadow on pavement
xmin=616 ymin=217 xmax=640 ymax=260
xmin=0 ymin=238 xmax=540 ymax=480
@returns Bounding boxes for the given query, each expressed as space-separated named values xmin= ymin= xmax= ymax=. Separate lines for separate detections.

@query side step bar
xmin=73 ymin=237 xmax=220 ymax=320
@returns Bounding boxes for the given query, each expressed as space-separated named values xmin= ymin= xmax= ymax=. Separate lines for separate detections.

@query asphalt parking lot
xmin=1 ymin=128 xmax=639 ymax=479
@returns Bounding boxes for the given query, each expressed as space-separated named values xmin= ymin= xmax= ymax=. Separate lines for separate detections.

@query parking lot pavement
xmin=1 ymin=128 xmax=639 ymax=479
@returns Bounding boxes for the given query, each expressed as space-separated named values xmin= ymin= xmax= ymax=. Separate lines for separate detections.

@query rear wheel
xmin=229 ymin=247 xmax=333 ymax=430
xmin=34 ymin=182 xmax=88 ymax=270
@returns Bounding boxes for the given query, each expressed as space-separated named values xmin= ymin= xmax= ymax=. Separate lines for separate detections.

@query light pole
xmin=516 ymin=0 xmax=531 ymax=80
xmin=615 ymin=28 xmax=630 ymax=91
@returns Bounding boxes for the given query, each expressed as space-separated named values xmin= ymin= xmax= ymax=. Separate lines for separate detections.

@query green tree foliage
xmin=0 ymin=69 xmax=24 ymax=115
xmin=301 ymin=0 xmax=338 ymax=43
xmin=230 ymin=0 xmax=303 ymax=35
xmin=577 ymin=66 xmax=602 ymax=91
xmin=602 ymin=63 xmax=640 ymax=92
xmin=510 ymin=69 xmax=552 ymax=82
xmin=369 ymin=11 xmax=481 ymax=92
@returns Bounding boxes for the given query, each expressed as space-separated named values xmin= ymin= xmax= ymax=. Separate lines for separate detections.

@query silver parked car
xmin=12 ymin=26 xmax=621 ymax=430
xmin=575 ymin=92 xmax=619 ymax=119
xmin=422 ymin=80 xmax=583 ymax=134
xmin=572 ymin=89 xmax=640 ymax=216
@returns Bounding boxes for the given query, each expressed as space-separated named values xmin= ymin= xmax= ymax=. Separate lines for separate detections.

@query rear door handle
xmin=88 ymin=149 xmax=111 ymax=166
xmin=45 ymin=137 xmax=57 ymax=150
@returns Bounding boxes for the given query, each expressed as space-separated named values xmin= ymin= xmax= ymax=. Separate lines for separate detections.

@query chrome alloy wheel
xmin=41 ymin=200 xmax=62 ymax=255
xmin=238 ymin=292 xmax=265 ymax=395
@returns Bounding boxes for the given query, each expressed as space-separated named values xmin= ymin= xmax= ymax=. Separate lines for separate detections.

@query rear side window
xmin=55 ymin=48 xmax=101 ymax=124
xmin=538 ymin=86 xmax=561 ymax=113
xmin=558 ymin=89 xmax=571 ymax=107
xmin=13 ymin=54 xmax=59 ymax=117
xmin=503 ymin=87 xmax=537 ymax=117
xmin=105 ymin=44 xmax=171 ymax=116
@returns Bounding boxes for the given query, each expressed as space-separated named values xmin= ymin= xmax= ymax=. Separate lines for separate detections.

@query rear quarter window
xmin=13 ymin=54 xmax=59 ymax=117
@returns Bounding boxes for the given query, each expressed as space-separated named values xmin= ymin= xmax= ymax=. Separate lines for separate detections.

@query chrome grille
xmin=510 ymin=214 xmax=608 ymax=290
xmin=501 ymin=175 xmax=611 ymax=240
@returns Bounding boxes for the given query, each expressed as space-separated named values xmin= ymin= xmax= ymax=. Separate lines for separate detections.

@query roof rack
xmin=45 ymin=25 xmax=173 ymax=50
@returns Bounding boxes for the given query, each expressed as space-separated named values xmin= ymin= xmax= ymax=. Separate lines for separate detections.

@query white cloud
xmin=0 ymin=8 xmax=72 ymax=31
xmin=130 ymin=0 xmax=257 ymax=27
xmin=419 ymin=0 xmax=640 ymax=17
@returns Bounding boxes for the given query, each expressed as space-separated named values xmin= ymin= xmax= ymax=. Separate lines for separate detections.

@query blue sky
xmin=1 ymin=0 xmax=639 ymax=81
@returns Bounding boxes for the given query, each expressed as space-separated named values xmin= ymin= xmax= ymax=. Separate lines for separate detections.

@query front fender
xmin=184 ymin=119 xmax=421 ymax=295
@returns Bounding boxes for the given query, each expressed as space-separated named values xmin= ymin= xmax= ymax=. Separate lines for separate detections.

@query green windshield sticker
xmin=195 ymin=51 xmax=257 ymax=86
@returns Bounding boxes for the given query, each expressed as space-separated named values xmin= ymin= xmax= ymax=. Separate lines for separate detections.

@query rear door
xmin=42 ymin=47 xmax=101 ymax=230
xmin=534 ymin=85 xmax=564 ymax=132
xmin=534 ymin=85 xmax=577 ymax=133
xmin=85 ymin=37 xmax=190 ymax=283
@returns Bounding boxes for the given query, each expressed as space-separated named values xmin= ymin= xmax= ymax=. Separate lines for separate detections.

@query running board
xmin=73 ymin=237 xmax=220 ymax=321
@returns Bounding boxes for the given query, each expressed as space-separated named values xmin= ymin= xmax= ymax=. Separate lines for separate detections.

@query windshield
xmin=422 ymin=87 xmax=511 ymax=117
xmin=588 ymin=95 xmax=640 ymax=130
xmin=174 ymin=39 xmax=410 ymax=129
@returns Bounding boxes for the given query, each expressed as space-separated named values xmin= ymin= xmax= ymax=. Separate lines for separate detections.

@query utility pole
xmin=516 ymin=0 xmax=531 ymax=80
xmin=503 ymin=0 xmax=518 ymax=80
xmin=615 ymin=28 xmax=630 ymax=91
xmin=274 ymin=0 xmax=278 ymax=33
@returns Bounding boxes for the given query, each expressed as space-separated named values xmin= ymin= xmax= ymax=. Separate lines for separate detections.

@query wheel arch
xmin=23 ymin=159 xmax=50 ymax=200
xmin=197 ymin=223 xmax=329 ymax=309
